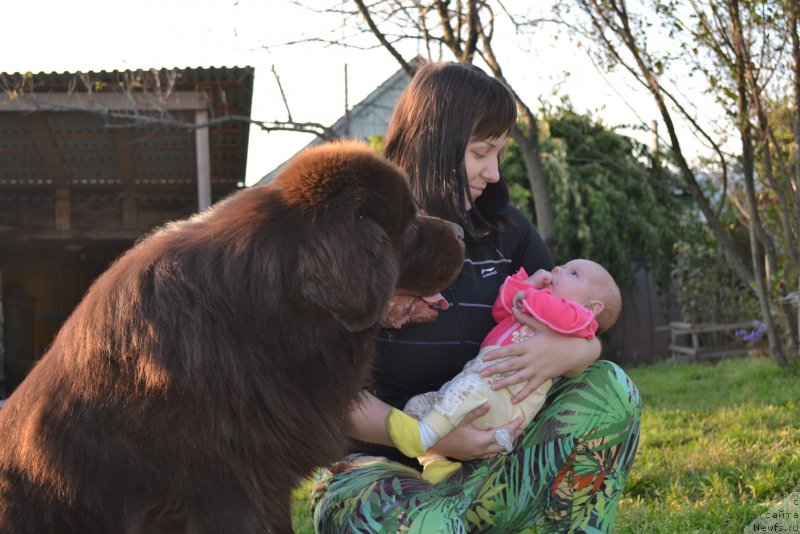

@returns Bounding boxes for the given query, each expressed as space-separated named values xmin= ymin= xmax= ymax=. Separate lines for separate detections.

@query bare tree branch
xmin=463 ymin=0 xmax=480 ymax=61
xmin=271 ymin=65 xmax=293 ymax=123
xmin=436 ymin=0 xmax=464 ymax=58
xmin=578 ymin=0 xmax=755 ymax=288
xmin=354 ymin=0 xmax=415 ymax=74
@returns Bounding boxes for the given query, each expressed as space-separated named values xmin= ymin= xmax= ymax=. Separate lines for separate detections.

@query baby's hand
xmin=512 ymin=290 xmax=528 ymax=313
xmin=528 ymin=269 xmax=552 ymax=289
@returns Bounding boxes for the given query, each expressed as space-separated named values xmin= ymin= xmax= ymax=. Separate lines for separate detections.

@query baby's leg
xmin=403 ymin=391 xmax=437 ymax=421
xmin=384 ymin=350 xmax=550 ymax=485
xmin=423 ymin=346 xmax=508 ymax=435
xmin=502 ymin=379 xmax=552 ymax=429
xmin=424 ymin=375 xmax=493 ymax=435
xmin=419 ymin=455 xmax=462 ymax=484
xmin=404 ymin=392 xmax=462 ymax=483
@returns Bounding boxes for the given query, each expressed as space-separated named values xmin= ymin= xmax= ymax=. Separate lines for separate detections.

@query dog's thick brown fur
xmin=0 ymin=141 xmax=464 ymax=534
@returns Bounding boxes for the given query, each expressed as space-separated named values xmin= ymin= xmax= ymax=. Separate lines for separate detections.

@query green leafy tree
xmin=570 ymin=0 xmax=799 ymax=367
xmin=503 ymin=108 xmax=684 ymax=291
xmin=673 ymin=215 xmax=759 ymax=325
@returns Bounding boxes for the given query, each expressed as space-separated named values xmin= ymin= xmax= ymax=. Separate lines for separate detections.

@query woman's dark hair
xmin=383 ymin=62 xmax=517 ymax=239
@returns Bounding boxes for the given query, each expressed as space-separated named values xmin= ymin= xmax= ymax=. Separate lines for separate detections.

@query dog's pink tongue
xmin=422 ymin=293 xmax=449 ymax=311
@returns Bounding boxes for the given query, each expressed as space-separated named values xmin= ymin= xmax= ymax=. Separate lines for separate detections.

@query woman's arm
xmin=349 ymin=391 xmax=523 ymax=461
xmin=348 ymin=391 xmax=394 ymax=446
xmin=480 ymin=306 xmax=601 ymax=403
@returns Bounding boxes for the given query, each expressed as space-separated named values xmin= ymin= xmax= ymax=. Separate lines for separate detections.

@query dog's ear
xmin=297 ymin=219 xmax=399 ymax=332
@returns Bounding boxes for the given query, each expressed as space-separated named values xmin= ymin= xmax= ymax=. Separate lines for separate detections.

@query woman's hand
xmin=426 ymin=404 xmax=524 ymax=461
xmin=480 ymin=307 xmax=601 ymax=403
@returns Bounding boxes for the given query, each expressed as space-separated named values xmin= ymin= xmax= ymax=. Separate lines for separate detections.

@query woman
xmin=310 ymin=62 xmax=641 ymax=533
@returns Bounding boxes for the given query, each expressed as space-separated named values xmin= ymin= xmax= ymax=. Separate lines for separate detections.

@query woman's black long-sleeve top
xmin=351 ymin=206 xmax=554 ymax=468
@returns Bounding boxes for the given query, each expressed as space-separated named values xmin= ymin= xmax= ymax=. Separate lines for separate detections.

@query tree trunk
xmin=477 ymin=38 xmax=557 ymax=252
xmin=739 ymin=7 xmax=798 ymax=355
xmin=729 ymin=0 xmax=789 ymax=367
xmin=510 ymin=120 xmax=556 ymax=253
xmin=788 ymin=1 xmax=800 ymax=358
xmin=791 ymin=2 xmax=800 ymax=215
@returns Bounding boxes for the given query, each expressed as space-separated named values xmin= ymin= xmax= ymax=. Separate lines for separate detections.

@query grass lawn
xmin=291 ymin=356 xmax=799 ymax=532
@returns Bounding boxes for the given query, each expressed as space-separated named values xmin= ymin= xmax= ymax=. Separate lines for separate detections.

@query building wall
xmin=338 ymin=85 xmax=407 ymax=140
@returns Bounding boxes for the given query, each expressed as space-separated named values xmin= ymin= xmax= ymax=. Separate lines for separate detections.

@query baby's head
xmin=535 ymin=259 xmax=621 ymax=333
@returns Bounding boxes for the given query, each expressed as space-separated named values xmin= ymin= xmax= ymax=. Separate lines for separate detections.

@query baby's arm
xmin=480 ymin=275 xmax=598 ymax=398
xmin=513 ymin=288 xmax=598 ymax=338
xmin=498 ymin=268 xmax=550 ymax=322
xmin=493 ymin=268 xmax=535 ymax=322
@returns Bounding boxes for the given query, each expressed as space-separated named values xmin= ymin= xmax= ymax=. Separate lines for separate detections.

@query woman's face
xmin=464 ymin=134 xmax=508 ymax=209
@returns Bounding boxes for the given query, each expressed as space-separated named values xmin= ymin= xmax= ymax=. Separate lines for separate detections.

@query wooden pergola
xmin=0 ymin=67 xmax=254 ymax=395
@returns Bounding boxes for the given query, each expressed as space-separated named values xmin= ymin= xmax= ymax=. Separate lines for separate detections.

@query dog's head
xmin=273 ymin=141 xmax=464 ymax=332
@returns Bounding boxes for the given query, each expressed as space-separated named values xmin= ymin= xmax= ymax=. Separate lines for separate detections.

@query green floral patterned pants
xmin=310 ymin=360 xmax=641 ymax=533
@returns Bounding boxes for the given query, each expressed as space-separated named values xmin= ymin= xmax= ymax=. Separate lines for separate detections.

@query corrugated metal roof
xmin=0 ymin=66 xmax=253 ymax=194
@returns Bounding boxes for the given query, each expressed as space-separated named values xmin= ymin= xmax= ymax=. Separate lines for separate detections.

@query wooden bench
xmin=668 ymin=321 xmax=755 ymax=360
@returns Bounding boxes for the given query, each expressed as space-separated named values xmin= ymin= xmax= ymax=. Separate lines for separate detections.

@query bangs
xmin=471 ymin=82 xmax=517 ymax=140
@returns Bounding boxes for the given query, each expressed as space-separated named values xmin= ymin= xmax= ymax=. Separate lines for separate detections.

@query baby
xmin=404 ymin=259 xmax=622 ymax=483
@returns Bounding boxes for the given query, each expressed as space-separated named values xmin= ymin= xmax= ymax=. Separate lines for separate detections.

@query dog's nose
xmin=449 ymin=222 xmax=464 ymax=242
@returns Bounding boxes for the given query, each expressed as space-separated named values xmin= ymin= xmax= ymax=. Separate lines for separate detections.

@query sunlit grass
xmin=612 ymin=356 xmax=799 ymax=533
xmin=291 ymin=356 xmax=799 ymax=533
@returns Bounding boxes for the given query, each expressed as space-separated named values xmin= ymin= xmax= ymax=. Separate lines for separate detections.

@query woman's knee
xmin=587 ymin=360 xmax=641 ymax=407
xmin=552 ymin=360 xmax=642 ymax=428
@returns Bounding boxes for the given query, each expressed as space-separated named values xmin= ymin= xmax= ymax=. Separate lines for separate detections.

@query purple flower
xmin=734 ymin=321 xmax=766 ymax=344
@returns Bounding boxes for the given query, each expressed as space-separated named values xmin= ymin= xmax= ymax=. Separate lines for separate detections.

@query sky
xmin=2 ymin=0 xmax=706 ymax=186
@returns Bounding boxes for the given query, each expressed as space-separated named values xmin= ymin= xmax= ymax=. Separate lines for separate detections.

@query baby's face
xmin=531 ymin=259 xmax=607 ymax=305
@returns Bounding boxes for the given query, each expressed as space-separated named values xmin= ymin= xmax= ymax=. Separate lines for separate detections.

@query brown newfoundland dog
xmin=0 ymin=141 xmax=464 ymax=534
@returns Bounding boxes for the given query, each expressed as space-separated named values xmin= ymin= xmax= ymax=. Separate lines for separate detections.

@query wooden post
xmin=55 ymin=187 xmax=71 ymax=231
xmin=670 ymin=324 xmax=678 ymax=358
xmin=114 ymin=130 xmax=138 ymax=229
xmin=28 ymin=114 xmax=71 ymax=231
xmin=195 ymin=110 xmax=211 ymax=212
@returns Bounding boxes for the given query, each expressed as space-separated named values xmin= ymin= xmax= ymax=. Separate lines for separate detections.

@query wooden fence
xmin=605 ymin=269 xmax=758 ymax=366
xmin=667 ymin=321 xmax=754 ymax=360
xmin=606 ymin=269 xmax=678 ymax=365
